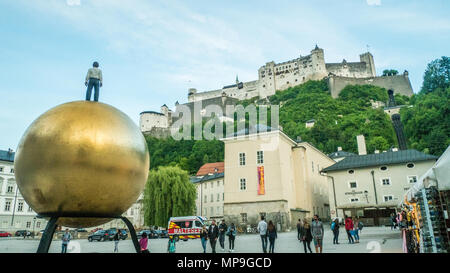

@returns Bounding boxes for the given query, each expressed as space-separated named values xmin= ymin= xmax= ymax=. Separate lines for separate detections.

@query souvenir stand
xmin=401 ymin=146 xmax=450 ymax=253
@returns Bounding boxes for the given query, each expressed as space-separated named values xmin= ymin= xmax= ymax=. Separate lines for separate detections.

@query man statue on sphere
xmin=85 ymin=61 xmax=103 ymax=102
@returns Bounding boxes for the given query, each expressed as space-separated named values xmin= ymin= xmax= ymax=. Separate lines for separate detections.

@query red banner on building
xmin=257 ymin=166 xmax=265 ymax=195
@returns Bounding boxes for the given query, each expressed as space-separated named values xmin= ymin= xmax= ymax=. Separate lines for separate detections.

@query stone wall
xmin=142 ymin=127 xmax=171 ymax=139
xmin=224 ymin=200 xmax=293 ymax=231
xmin=328 ymin=74 xmax=414 ymax=98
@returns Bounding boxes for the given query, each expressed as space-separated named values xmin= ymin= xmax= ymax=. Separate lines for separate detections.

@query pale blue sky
xmin=1 ymin=0 xmax=449 ymax=150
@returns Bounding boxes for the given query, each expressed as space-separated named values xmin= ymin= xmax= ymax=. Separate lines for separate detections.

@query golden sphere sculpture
xmin=14 ymin=101 xmax=150 ymax=228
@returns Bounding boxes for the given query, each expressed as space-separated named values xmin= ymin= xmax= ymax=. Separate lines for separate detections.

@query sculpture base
xmin=37 ymin=214 xmax=141 ymax=253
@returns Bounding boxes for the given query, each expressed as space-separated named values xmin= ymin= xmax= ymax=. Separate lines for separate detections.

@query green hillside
xmin=145 ymin=57 xmax=449 ymax=175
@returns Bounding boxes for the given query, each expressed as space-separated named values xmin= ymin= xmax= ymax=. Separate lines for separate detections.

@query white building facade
xmin=0 ymin=149 xmax=46 ymax=233
xmin=191 ymin=172 xmax=225 ymax=221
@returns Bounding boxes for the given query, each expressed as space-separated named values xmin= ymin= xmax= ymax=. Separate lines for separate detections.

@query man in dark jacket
xmin=218 ymin=220 xmax=228 ymax=252
xmin=208 ymin=220 xmax=219 ymax=253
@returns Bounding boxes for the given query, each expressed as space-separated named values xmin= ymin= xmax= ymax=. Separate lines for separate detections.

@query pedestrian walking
xmin=331 ymin=218 xmax=340 ymax=244
xmin=139 ymin=232 xmax=149 ymax=253
xmin=257 ymin=216 xmax=268 ymax=253
xmin=218 ymin=219 xmax=228 ymax=252
xmin=344 ymin=215 xmax=354 ymax=244
xmin=267 ymin=221 xmax=277 ymax=253
xmin=61 ymin=229 xmax=72 ymax=253
xmin=167 ymin=236 xmax=176 ymax=253
xmin=353 ymin=217 xmax=360 ymax=243
xmin=208 ymin=220 xmax=219 ymax=253
xmin=311 ymin=215 xmax=324 ymax=253
xmin=391 ymin=213 xmax=397 ymax=230
xmin=85 ymin=61 xmax=103 ymax=102
xmin=226 ymin=223 xmax=237 ymax=252
xmin=296 ymin=219 xmax=302 ymax=240
xmin=200 ymin=225 xmax=208 ymax=253
xmin=113 ymin=230 xmax=120 ymax=253
xmin=299 ymin=219 xmax=313 ymax=253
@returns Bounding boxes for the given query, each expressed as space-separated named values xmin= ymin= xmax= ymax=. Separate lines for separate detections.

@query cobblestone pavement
xmin=0 ymin=226 xmax=403 ymax=253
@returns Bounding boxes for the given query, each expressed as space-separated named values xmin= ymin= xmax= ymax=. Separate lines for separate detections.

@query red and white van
xmin=167 ymin=216 xmax=208 ymax=241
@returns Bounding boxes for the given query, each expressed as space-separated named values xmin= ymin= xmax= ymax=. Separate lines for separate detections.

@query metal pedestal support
xmin=36 ymin=215 xmax=141 ymax=253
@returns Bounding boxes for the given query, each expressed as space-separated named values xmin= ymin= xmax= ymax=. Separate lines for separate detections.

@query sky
xmin=0 ymin=0 xmax=449 ymax=151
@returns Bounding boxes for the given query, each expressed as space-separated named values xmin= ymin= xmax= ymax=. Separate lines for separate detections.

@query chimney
xmin=356 ymin=135 xmax=367 ymax=155
xmin=296 ymin=136 xmax=302 ymax=142
xmin=337 ymin=147 xmax=342 ymax=151
xmin=391 ymin=114 xmax=408 ymax=150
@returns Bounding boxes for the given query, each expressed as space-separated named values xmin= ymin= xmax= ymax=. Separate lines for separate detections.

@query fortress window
xmin=263 ymin=85 xmax=266 ymax=88
xmin=287 ymin=81 xmax=289 ymax=84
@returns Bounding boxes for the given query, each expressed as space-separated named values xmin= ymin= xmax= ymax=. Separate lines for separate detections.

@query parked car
xmin=118 ymin=229 xmax=128 ymax=240
xmin=154 ymin=230 xmax=168 ymax=238
xmin=88 ymin=230 xmax=107 ymax=242
xmin=0 ymin=231 xmax=12 ymax=237
xmin=137 ymin=230 xmax=152 ymax=239
xmin=15 ymin=230 xmax=32 ymax=237
xmin=76 ymin=228 xmax=88 ymax=233
xmin=104 ymin=228 xmax=128 ymax=240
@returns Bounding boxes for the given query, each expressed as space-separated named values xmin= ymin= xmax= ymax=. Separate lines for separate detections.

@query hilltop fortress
xmin=140 ymin=45 xmax=413 ymax=135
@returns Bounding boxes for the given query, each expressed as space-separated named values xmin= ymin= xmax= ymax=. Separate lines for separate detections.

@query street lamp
xmin=32 ymin=217 xmax=37 ymax=238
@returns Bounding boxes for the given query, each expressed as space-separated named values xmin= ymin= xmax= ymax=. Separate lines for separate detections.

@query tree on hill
xmin=382 ymin=69 xmax=399 ymax=76
xmin=401 ymin=86 xmax=450 ymax=156
xmin=145 ymin=135 xmax=224 ymax=175
xmin=421 ymin=56 xmax=450 ymax=94
xmin=143 ymin=166 xmax=196 ymax=227
xmin=271 ymin=80 xmax=397 ymax=155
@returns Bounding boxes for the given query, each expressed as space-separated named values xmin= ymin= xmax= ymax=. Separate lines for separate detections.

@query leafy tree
xmin=401 ymin=86 xmax=450 ymax=155
xmin=421 ymin=56 xmax=450 ymax=94
xmin=143 ymin=166 xmax=197 ymax=227
xmin=382 ymin=69 xmax=399 ymax=76
xmin=145 ymin=136 xmax=224 ymax=175
xmin=367 ymin=136 xmax=390 ymax=152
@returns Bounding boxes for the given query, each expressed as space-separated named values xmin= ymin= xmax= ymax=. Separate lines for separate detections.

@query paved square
xmin=0 ymin=226 xmax=402 ymax=253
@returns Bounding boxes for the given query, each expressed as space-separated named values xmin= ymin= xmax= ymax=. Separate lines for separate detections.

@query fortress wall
xmin=326 ymin=62 xmax=372 ymax=78
xmin=142 ymin=127 xmax=171 ymax=139
xmin=140 ymin=112 xmax=168 ymax=131
xmin=188 ymin=89 xmax=223 ymax=102
xmin=173 ymin=96 xmax=240 ymax=125
xmin=328 ymin=75 xmax=414 ymax=98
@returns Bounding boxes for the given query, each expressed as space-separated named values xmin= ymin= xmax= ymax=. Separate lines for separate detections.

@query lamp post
xmin=10 ymin=185 xmax=19 ymax=227
xmin=32 ymin=216 xmax=36 ymax=238
xmin=364 ymin=190 xmax=369 ymax=203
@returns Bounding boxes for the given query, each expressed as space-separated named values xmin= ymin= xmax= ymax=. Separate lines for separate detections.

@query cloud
xmin=66 ymin=0 xmax=80 ymax=6
xmin=366 ymin=0 xmax=381 ymax=6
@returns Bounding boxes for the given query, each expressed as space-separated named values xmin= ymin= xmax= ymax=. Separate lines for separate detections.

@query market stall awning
xmin=402 ymin=145 xmax=450 ymax=204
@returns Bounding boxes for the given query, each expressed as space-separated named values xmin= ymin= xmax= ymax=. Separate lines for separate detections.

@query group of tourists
xmin=296 ymin=215 xmax=325 ymax=253
xmin=257 ymin=216 xmax=278 ymax=253
xmin=330 ymin=215 xmax=364 ymax=245
xmin=200 ymin=219 xmax=237 ymax=253
xmin=390 ymin=212 xmax=405 ymax=230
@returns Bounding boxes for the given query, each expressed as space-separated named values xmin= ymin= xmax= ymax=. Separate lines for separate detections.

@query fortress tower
xmin=360 ymin=52 xmax=376 ymax=77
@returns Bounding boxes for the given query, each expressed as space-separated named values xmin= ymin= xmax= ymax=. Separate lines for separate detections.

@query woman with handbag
xmin=299 ymin=219 xmax=313 ymax=253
